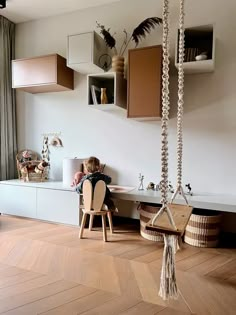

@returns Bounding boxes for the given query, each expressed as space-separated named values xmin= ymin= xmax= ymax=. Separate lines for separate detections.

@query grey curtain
xmin=0 ymin=16 xmax=17 ymax=180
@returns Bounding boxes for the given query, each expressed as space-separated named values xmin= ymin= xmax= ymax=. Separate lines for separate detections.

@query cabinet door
xmin=0 ymin=184 xmax=37 ymax=218
xmin=68 ymin=32 xmax=93 ymax=65
xmin=128 ymin=46 xmax=162 ymax=119
xmin=37 ymin=189 xmax=79 ymax=225
xmin=12 ymin=55 xmax=57 ymax=87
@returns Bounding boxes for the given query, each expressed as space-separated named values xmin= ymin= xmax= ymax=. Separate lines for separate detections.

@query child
xmin=76 ymin=156 xmax=117 ymax=211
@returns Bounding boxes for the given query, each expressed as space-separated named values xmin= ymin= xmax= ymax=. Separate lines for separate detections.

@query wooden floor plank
xmin=0 ymin=274 xmax=59 ymax=299
xmin=0 ymin=270 xmax=41 ymax=289
xmin=1 ymin=285 xmax=96 ymax=315
xmin=0 ymin=266 xmax=26 ymax=278
xmin=206 ymin=258 xmax=236 ymax=280
xmin=176 ymin=252 xmax=217 ymax=271
xmin=0 ymin=280 xmax=79 ymax=314
xmin=0 ymin=216 xmax=235 ymax=315
xmin=119 ymin=301 xmax=164 ymax=315
xmin=177 ymin=270 xmax=236 ymax=315
xmin=40 ymin=290 xmax=116 ymax=315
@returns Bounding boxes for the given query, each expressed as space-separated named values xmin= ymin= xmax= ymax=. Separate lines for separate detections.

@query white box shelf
xmin=67 ymin=31 xmax=108 ymax=74
xmin=87 ymin=72 xmax=127 ymax=111
xmin=175 ymin=24 xmax=215 ymax=74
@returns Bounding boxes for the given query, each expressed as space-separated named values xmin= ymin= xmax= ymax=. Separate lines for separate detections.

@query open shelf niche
xmin=87 ymin=72 xmax=127 ymax=111
xmin=175 ymin=24 xmax=215 ymax=74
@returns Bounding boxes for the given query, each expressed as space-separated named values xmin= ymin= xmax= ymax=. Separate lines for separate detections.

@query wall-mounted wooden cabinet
xmin=128 ymin=45 xmax=162 ymax=120
xmin=67 ymin=31 xmax=108 ymax=74
xmin=12 ymin=54 xmax=74 ymax=93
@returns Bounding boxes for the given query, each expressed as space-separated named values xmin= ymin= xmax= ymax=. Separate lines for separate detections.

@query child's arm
xmin=75 ymin=174 xmax=87 ymax=193
xmin=71 ymin=171 xmax=85 ymax=187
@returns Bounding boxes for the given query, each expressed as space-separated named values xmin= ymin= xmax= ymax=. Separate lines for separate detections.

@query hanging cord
xmin=171 ymin=0 xmax=188 ymax=205
xmin=151 ymin=0 xmax=176 ymax=231
xmin=151 ymin=0 xmax=187 ymax=301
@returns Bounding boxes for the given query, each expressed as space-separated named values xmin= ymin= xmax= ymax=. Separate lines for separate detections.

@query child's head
xmin=84 ymin=156 xmax=100 ymax=174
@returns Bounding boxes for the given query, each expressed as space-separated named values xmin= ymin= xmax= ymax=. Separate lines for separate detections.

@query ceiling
xmin=0 ymin=0 xmax=121 ymax=23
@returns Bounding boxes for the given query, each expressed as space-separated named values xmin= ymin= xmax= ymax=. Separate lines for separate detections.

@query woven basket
xmin=184 ymin=209 xmax=222 ymax=247
xmin=16 ymin=149 xmax=48 ymax=182
xmin=138 ymin=203 xmax=163 ymax=242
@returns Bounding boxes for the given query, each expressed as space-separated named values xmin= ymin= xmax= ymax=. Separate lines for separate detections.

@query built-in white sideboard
xmin=0 ymin=180 xmax=235 ymax=227
xmin=0 ymin=180 xmax=80 ymax=225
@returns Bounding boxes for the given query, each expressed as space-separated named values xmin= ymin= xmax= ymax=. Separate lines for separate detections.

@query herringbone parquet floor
xmin=0 ymin=215 xmax=235 ymax=314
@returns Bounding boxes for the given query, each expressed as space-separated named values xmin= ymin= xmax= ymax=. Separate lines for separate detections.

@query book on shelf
xmin=90 ymin=85 xmax=101 ymax=105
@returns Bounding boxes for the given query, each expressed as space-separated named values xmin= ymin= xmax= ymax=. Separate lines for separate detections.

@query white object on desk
xmin=108 ymin=185 xmax=135 ymax=193
xmin=63 ymin=158 xmax=83 ymax=187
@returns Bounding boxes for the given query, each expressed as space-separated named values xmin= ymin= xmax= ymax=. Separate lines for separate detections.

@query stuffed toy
xmin=71 ymin=171 xmax=85 ymax=187
xmin=35 ymin=160 xmax=49 ymax=174
xmin=20 ymin=150 xmax=32 ymax=163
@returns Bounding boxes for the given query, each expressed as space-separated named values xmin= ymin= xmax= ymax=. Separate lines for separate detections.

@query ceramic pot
xmin=111 ymin=55 xmax=125 ymax=76
xmin=195 ymin=54 xmax=207 ymax=61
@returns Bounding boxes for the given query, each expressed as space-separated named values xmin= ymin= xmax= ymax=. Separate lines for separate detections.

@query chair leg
xmin=107 ymin=211 xmax=113 ymax=234
xmin=101 ymin=215 xmax=107 ymax=242
xmin=79 ymin=213 xmax=87 ymax=239
xmin=89 ymin=215 xmax=94 ymax=231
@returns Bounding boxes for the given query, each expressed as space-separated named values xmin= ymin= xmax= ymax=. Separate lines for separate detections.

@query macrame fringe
xmin=159 ymin=234 xmax=180 ymax=300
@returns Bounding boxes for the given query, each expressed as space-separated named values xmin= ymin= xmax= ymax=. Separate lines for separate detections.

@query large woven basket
xmin=138 ymin=203 xmax=163 ymax=242
xmin=184 ymin=209 xmax=222 ymax=247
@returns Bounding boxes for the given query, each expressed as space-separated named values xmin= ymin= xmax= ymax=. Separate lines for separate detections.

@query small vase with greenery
xmin=96 ymin=17 xmax=162 ymax=56
xmin=96 ymin=17 xmax=162 ymax=75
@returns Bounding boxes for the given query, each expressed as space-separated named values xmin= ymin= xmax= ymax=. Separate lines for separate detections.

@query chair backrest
xmin=82 ymin=179 xmax=106 ymax=212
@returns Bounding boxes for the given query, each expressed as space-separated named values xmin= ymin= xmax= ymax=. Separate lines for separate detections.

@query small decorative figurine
xmin=101 ymin=87 xmax=108 ymax=104
xmin=185 ymin=183 xmax=193 ymax=196
xmin=147 ymin=182 xmax=155 ymax=190
xmin=138 ymin=173 xmax=144 ymax=190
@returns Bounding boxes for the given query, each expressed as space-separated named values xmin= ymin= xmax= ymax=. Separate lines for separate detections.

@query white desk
xmin=111 ymin=188 xmax=236 ymax=213
xmin=0 ymin=180 xmax=235 ymax=227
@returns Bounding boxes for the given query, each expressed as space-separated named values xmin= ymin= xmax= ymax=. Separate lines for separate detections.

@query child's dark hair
xmin=84 ymin=156 xmax=100 ymax=173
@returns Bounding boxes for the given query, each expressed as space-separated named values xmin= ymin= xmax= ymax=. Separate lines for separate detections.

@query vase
xmin=100 ymin=88 xmax=108 ymax=104
xmin=111 ymin=55 xmax=125 ymax=77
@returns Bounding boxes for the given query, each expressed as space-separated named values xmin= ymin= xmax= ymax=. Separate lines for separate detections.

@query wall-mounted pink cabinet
xmin=12 ymin=54 xmax=74 ymax=93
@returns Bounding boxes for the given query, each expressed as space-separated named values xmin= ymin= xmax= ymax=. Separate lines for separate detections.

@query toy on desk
xmin=185 ymin=183 xmax=193 ymax=196
xmin=35 ymin=161 xmax=49 ymax=174
xmin=147 ymin=182 xmax=155 ymax=190
xmin=138 ymin=173 xmax=144 ymax=191
xmin=155 ymin=181 xmax=174 ymax=193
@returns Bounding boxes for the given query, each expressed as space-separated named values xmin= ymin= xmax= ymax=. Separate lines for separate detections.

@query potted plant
xmin=96 ymin=17 xmax=162 ymax=76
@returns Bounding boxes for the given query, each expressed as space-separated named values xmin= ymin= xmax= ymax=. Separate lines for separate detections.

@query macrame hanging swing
xmin=146 ymin=0 xmax=193 ymax=300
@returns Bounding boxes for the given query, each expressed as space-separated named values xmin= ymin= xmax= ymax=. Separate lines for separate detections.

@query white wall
xmin=15 ymin=0 xmax=236 ymax=200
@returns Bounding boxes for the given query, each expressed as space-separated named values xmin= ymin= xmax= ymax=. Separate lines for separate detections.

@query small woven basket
xmin=138 ymin=203 xmax=163 ymax=242
xmin=16 ymin=149 xmax=48 ymax=182
xmin=184 ymin=209 xmax=222 ymax=247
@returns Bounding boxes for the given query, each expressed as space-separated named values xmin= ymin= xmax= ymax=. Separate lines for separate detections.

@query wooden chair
xmin=79 ymin=179 xmax=114 ymax=242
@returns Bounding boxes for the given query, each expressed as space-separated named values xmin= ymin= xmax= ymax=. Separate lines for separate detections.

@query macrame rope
xmin=171 ymin=0 xmax=188 ymax=205
xmin=152 ymin=0 xmax=177 ymax=229
xmin=160 ymin=0 xmax=170 ymax=209
xmin=153 ymin=0 xmax=187 ymax=301
xmin=159 ymin=234 xmax=179 ymax=300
